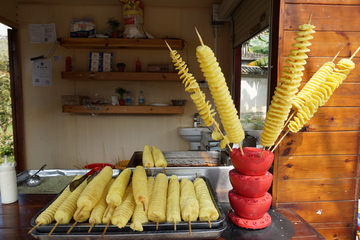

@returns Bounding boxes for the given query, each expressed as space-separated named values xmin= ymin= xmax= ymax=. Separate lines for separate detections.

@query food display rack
xmin=30 ymin=176 xmax=227 ymax=240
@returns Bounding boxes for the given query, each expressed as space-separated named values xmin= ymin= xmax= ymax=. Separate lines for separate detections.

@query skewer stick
xmin=28 ymin=222 xmax=41 ymax=234
xmin=88 ymin=223 xmax=95 ymax=233
xmin=188 ymin=214 xmax=192 ymax=235
xmin=350 ymin=46 xmax=360 ymax=60
xmin=196 ymin=173 xmax=199 ymax=178
xmin=76 ymin=206 xmax=85 ymax=217
xmin=213 ymin=122 xmax=232 ymax=151
xmin=103 ymin=202 xmax=113 ymax=220
xmin=163 ymin=167 xmax=168 ymax=173
xmin=259 ymin=146 xmax=265 ymax=157
xmin=142 ymin=201 xmax=146 ymax=211
xmin=271 ymin=130 xmax=290 ymax=153
xmin=332 ymin=51 xmax=341 ymax=62
xmin=174 ymin=220 xmax=177 ymax=231
xmin=156 ymin=217 xmax=159 ymax=230
xmin=101 ymin=222 xmax=110 ymax=238
xmin=307 ymin=12 xmax=313 ymax=24
xmin=67 ymin=220 xmax=78 ymax=234
xmin=208 ymin=216 xmax=212 ymax=228
xmin=147 ymin=167 xmax=150 ymax=174
xmin=48 ymin=220 xmax=61 ymax=237
xmin=194 ymin=27 xmax=204 ymax=46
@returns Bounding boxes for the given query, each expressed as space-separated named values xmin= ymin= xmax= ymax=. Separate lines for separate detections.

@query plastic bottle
xmin=136 ymin=58 xmax=141 ymax=72
xmin=65 ymin=56 xmax=72 ymax=72
xmin=139 ymin=91 xmax=145 ymax=106
xmin=125 ymin=91 xmax=132 ymax=106
xmin=0 ymin=155 xmax=18 ymax=204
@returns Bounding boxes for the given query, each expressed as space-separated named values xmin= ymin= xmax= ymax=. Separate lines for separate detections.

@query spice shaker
xmin=0 ymin=156 xmax=18 ymax=204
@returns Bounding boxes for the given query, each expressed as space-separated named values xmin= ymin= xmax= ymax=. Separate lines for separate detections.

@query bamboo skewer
xmin=48 ymin=220 xmax=61 ymax=237
xmin=188 ymin=215 xmax=192 ymax=235
xmin=156 ymin=217 xmax=159 ymax=230
xmin=66 ymin=220 xmax=78 ymax=234
xmin=208 ymin=217 xmax=212 ymax=228
xmin=101 ymin=222 xmax=110 ymax=238
xmin=28 ymin=222 xmax=41 ymax=234
xmin=271 ymin=130 xmax=290 ymax=153
xmin=88 ymin=223 xmax=95 ymax=233
xmin=174 ymin=219 xmax=177 ymax=231
xmin=350 ymin=46 xmax=360 ymax=60
xmin=259 ymin=146 xmax=265 ymax=157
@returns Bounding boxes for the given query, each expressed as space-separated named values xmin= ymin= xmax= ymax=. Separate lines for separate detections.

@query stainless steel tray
xmin=128 ymin=150 xmax=230 ymax=167
xmin=30 ymin=175 xmax=227 ymax=239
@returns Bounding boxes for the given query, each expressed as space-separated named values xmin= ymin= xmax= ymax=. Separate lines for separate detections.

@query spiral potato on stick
xmin=261 ymin=15 xmax=315 ymax=147
xmin=195 ymin=33 xmax=245 ymax=146
xmin=288 ymin=58 xmax=355 ymax=133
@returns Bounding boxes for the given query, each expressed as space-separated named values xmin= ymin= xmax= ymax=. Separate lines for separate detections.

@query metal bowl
xmin=171 ymin=100 xmax=187 ymax=106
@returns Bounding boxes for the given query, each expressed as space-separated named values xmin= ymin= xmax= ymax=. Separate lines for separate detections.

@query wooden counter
xmin=0 ymin=194 xmax=325 ymax=240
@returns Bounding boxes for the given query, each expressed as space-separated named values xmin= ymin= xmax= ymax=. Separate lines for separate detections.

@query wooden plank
xmin=62 ymin=105 xmax=184 ymax=114
xmin=284 ymin=4 xmax=360 ymax=32
xmin=283 ymin=31 xmax=360 ymax=58
xmin=61 ymin=71 xmax=182 ymax=81
xmin=322 ymin=83 xmax=360 ymax=107
xmin=278 ymin=132 xmax=359 ymax=156
xmin=286 ymin=0 xmax=360 ymax=4
xmin=290 ymin=107 xmax=360 ymax=132
xmin=314 ymin=227 xmax=354 ymax=240
xmin=277 ymin=201 xmax=355 ymax=223
xmin=277 ymin=178 xmax=356 ymax=202
xmin=60 ymin=38 xmax=184 ymax=50
xmin=300 ymin=57 xmax=360 ymax=83
xmin=278 ymin=155 xmax=358 ymax=180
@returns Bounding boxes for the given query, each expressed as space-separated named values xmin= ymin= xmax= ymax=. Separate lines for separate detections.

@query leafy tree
xmin=247 ymin=32 xmax=269 ymax=67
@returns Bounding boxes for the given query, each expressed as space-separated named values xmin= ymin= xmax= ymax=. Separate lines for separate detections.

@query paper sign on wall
xmin=28 ymin=23 xmax=57 ymax=43
xmin=33 ymin=60 xmax=52 ymax=87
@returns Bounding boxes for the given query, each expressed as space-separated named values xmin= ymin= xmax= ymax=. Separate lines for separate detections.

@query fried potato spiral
xmin=196 ymin=45 xmax=245 ymax=144
xmin=260 ymin=21 xmax=315 ymax=147
xmin=169 ymin=49 xmax=216 ymax=127
xmin=292 ymin=61 xmax=335 ymax=110
xmin=288 ymin=58 xmax=355 ymax=133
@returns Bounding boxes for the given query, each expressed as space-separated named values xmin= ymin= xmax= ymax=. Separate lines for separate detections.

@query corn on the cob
xmin=260 ymin=16 xmax=315 ymax=147
xmin=142 ymin=145 xmax=155 ymax=168
xmin=111 ymin=182 xmax=136 ymax=228
xmin=33 ymin=175 xmax=80 ymax=226
xmin=130 ymin=176 xmax=155 ymax=231
xmin=152 ymin=146 xmax=167 ymax=168
xmin=196 ymin=43 xmax=244 ymax=145
xmin=288 ymin=58 xmax=355 ymax=133
xmin=132 ymin=166 xmax=149 ymax=207
xmin=166 ymin=175 xmax=181 ymax=226
xmin=106 ymin=168 xmax=131 ymax=207
xmin=193 ymin=178 xmax=219 ymax=222
xmin=180 ymin=178 xmax=199 ymax=221
xmin=77 ymin=166 xmax=113 ymax=212
xmin=148 ymin=173 xmax=168 ymax=222
xmin=54 ymin=177 xmax=87 ymax=224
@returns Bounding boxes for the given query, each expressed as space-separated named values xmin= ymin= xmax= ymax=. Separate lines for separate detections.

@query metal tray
xmin=30 ymin=175 xmax=227 ymax=239
xmin=128 ymin=150 xmax=230 ymax=168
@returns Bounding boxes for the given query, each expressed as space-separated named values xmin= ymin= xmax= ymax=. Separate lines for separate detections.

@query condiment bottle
xmin=125 ymin=91 xmax=132 ymax=106
xmin=0 ymin=155 xmax=18 ymax=204
xmin=136 ymin=58 xmax=141 ymax=72
xmin=65 ymin=56 xmax=72 ymax=72
xmin=139 ymin=91 xmax=145 ymax=106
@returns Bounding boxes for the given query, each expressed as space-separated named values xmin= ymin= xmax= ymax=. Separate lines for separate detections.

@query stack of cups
xmin=228 ymin=147 xmax=274 ymax=229
xmin=0 ymin=155 xmax=18 ymax=204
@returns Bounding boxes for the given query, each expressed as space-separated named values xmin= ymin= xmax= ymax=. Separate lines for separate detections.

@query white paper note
xmin=28 ymin=23 xmax=56 ymax=43
xmin=33 ymin=60 xmax=52 ymax=86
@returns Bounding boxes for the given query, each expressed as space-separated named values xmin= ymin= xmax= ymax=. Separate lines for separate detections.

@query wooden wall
xmin=273 ymin=1 xmax=360 ymax=239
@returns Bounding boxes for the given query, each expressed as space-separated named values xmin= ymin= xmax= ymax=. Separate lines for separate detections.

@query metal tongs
xmin=69 ymin=167 xmax=102 ymax=192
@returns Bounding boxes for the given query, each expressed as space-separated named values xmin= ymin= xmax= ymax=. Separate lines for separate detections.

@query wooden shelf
xmin=61 ymin=71 xmax=181 ymax=81
xmin=62 ymin=105 xmax=184 ymax=114
xmin=60 ymin=38 xmax=184 ymax=50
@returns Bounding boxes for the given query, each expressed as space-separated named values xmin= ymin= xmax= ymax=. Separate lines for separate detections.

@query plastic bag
xmin=70 ymin=18 xmax=96 ymax=38
xmin=121 ymin=0 xmax=146 ymax=39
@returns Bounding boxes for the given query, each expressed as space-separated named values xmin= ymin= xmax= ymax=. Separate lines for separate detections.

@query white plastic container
xmin=0 ymin=156 xmax=18 ymax=204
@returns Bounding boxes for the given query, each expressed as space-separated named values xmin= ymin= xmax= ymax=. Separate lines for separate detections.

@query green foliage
xmin=116 ymin=62 xmax=126 ymax=68
xmin=240 ymin=112 xmax=265 ymax=126
xmin=247 ymin=56 xmax=268 ymax=67
xmin=107 ymin=17 xmax=121 ymax=31
xmin=248 ymin=33 xmax=269 ymax=55
xmin=115 ymin=87 xmax=127 ymax=99
xmin=0 ymin=133 xmax=14 ymax=163
xmin=0 ymin=71 xmax=12 ymax=133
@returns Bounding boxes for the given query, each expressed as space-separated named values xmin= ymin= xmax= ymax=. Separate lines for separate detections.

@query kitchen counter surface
xmin=0 ymin=194 xmax=325 ymax=240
